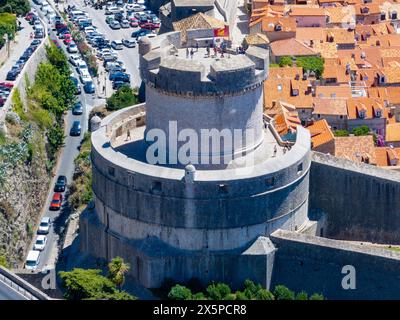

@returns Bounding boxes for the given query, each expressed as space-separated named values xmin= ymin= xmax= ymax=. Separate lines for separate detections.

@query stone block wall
xmin=270 ymin=229 xmax=400 ymax=299
xmin=309 ymin=152 xmax=400 ymax=244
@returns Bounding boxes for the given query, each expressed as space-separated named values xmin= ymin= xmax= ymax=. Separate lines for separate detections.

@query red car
xmin=0 ymin=82 xmax=14 ymax=89
xmin=139 ymin=22 xmax=158 ymax=30
xmin=49 ymin=193 xmax=63 ymax=211
xmin=63 ymin=36 xmax=72 ymax=45
xmin=130 ymin=20 xmax=139 ymax=27
xmin=25 ymin=12 xmax=34 ymax=21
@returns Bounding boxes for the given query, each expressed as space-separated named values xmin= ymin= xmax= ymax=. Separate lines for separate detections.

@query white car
xmin=38 ymin=217 xmax=51 ymax=234
xmin=25 ymin=250 xmax=41 ymax=270
xmin=130 ymin=4 xmax=145 ymax=11
xmin=122 ymin=38 xmax=136 ymax=48
xmin=111 ymin=40 xmax=123 ymax=50
xmin=34 ymin=235 xmax=47 ymax=251
xmin=137 ymin=33 xmax=156 ymax=41
xmin=80 ymin=70 xmax=91 ymax=84
xmin=69 ymin=54 xmax=81 ymax=66
xmin=68 ymin=43 xmax=78 ymax=53
xmin=76 ymin=60 xmax=88 ymax=73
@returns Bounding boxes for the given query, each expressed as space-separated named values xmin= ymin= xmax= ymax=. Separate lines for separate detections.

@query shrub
xmin=310 ymin=293 xmax=324 ymax=300
xmin=273 ymin=285 xmax=295 ymax=300
xmin=255 ymin=289 xmax=275 ymax=300
xmin=296 ymin=291 xmax=308 ymax=300
xmin=334 ymin=130 xmax=349 ymax=137
xmin=279 ymin=56 xmax=293 ymax=67
xmin=352 ymin=125 xmax=370 ymax=136
xmin=206 ymin=282 xmax=231 ymax=300
xmin=297 ymin=56 xmax=324 ymax=78
xmin=168 ymin=285 xmax=192 ymax=300
xmin=106 ymin=86 xmax=139 ymax=111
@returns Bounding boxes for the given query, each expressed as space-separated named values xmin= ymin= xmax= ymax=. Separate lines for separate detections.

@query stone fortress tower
xmin=80 ymin=31 xmax=312 ymax=289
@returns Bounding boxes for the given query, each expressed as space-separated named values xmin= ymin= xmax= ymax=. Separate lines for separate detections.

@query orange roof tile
xmin=307 ymin=119 xmax=335 ymax=149
xmin=270 ymin=38 xmax=318 ymax=56
xmin=315 ymin=86 xmax=352 ymax=99
xmin=334 ymin=135 xmax=377 ymax=164
xmin=375 ymin=147 xmax=400 ymax=167
xmin=312 ymin=98 xmax=348 ymax=116
xmin=289 ymin=7 xmax=327 ymax=16
xmin=386 ymin=123 xmax=400 ymax=142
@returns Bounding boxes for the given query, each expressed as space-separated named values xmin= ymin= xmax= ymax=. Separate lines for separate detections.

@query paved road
xmin=26 ymin=2 xmax=92 ymax=271
xmin=0 ymin=279 xmax=27 ymax=300
xmin=0 ymin=18 xmax=33 ymax=81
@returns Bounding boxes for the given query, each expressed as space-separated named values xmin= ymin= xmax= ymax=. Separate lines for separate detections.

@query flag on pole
xmin=213 ymin=25 xmax=229 ymax=37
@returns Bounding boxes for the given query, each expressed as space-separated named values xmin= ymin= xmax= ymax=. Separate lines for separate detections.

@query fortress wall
xmin=80 ymin=208 xmax=272 ymax=289
xmin=270 ymin=230 xmax=400 ymax=300
xmin=309 ymin=152 xmax=400 ymax=244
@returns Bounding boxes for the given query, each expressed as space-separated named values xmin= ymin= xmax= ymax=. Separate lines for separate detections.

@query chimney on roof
xmin=310 ymin=39 xmax=314 ymax=47
xmin=272 ymin=100 xmax=277 ymax=107
xmin=295 ymin=74 xmax=300 ymax=80
xmin=346 ymin=63 xmax=351 ymax=74
xmin=361 ymin=51 xmax=366 ymax=59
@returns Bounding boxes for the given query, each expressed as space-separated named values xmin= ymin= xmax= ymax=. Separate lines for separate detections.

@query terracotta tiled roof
xmin=296 ymin=27 xmax=325 ymax=42
xmin=270 ymin=38 xmax=318 ymax=56
xmin=269 ymin=66 xmax=304 ymax=79
xmin=313 ymin=42 xmax=338 ymax=58
xmin=355 ymin=3 xmax=381 ymax=15
xmin=324 ymin=28 xmax=355 ymax=45
xmin=334 ymin=135 xmax=377 ymax=164
xmin=289 ymin=7 xmax=327 ymax=16
xmin=261 ymin=16 xmax=297 ymax=32
xmin=381 ymin=61 xmax=400 ymax=84
xmin=307 ymin=119 xmax=335 ymax=149
xmin=244 ymin=33 xmax=270 ymax=46
xmin=264 ymin=77 xmax=313 ymax=110
xmin=173 ymin=12 xmax=226 ymax=42
xmin=386 ymin=123 xmax=400 ymax=142
xmin=315 ymin=85 xmax=352 ymax=99
xmin=312 ymin=98 xmax=348 ymax=116
xmin=272 ymin=101 xmax=302 ymax=135
xmin=375 ymin=147 xmax=400 ymax=167
xmin=326 ymin=6 xmax=356 ymax=25
xmin=347 ymin=97 xmax=385 ymax=120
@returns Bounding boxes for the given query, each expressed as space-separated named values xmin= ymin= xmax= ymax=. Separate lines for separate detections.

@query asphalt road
xmin=27 ymin=2 xmax=91 ymax=271
xmin=0 ymin=279 xmax=27 ymax=300
xmin=66 ymin=0 xmax=142 ymax=89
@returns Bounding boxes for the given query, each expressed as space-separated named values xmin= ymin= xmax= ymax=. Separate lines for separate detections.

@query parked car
xmin=84 ymin=81 xmax=95 ymax=94
xmin=25 ymin=250 xmax=40 ymax=270
xmin=131 ymin=28 xmax=153 ymax=39
xmin=6 ymin=70 xmax=18 ymax=81
xmin=109 ymin=71 xmax=130 ymax=82
xmin=140 ymin=22 xmax=159 ymax=30
xmin=72 ymin=102 xmax=83 ymax=115
xmin=69 ymin=54 xmax=81 ymax=66
xmin=54 ymin=175 xmax=67 ymax=192
xmin=106 ymin=16 xmax=114 ymax=24
xmin=110 ymin=21 xmax=121 ymax=29
xmin=111 ymin=40 xmax=123 ymax=50
xmin=33 ymin=235 xmax=47 ymax=251
xmin=122 ymin=38 xmax=136 ymax=48
xmin=49 ymin=193 xmax=63 ymax=210
xmin=70 ymin=120 xmax=82 ymax=136
xmin=38 ymin=217 xmax=51 ymax=234
xmin=113 ymin=81 xmax=128 ymax=90
xmin=120 ymin=20 xmax=130 ymax=28
xmin=68 ymin=43 xmax=78 ymax=53
xmin=129 ymin=19 xmax=139 ymax=27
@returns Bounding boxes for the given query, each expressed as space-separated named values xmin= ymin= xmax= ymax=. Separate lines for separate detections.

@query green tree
xmin=235 ymin=290 xmax=249 ymax=300
xmin=310 ymin=293 xmax=325 ymax=300
xmin=107 ymin=256 xmax=130 ymax=289
xmin=106 ymin=85 xmax=139 ymax=111
xmin=255 ymin=289 xmax=275 ymax=300
xmin=192 ymin=292 xmax=207 ymax=300
xmin=46 ymin=124 xmax=65 ymax=157
xmin=0 ymin=13 xmax=17 ymax=47
xmin=168 ymin=284 xmax=192 ymax=300
xmin=0 ymin=255 xmax=9 ymax=268
xmin=297 ymin=56 xmax=325 ymax=78
xmin=296 ymin=291 xmax=308 ymax=300
xmin=0 ymin=0 xmax=30 ymax=16
xmin=273 ymin=285 xmax=295 ymax=300
xmin=279 ymin=56 xmax=293 ymax=67
xmin=58 ymin=268 xmax=136 ymax=300
xmin=352 ymin=125 xmax=370 ymax=136
xmin=45 ymin=43 xmax=70 ymax=76
xmin=206 ymin=282 xmax=232 ymax=300
xmin=334 ymin=130 xmax=350 ymax=137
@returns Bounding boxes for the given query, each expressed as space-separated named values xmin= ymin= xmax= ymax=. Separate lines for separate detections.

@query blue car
xmin=84 ymin=81 xmax=95 ymax=94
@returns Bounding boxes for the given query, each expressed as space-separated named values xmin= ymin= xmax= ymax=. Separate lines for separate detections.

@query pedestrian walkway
xmin=0 ymin=18 xmax=33 ymax=82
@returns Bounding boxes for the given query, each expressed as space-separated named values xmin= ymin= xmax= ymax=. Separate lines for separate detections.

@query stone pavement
xmin=0 ymin=18 xmax=33 ymax=82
